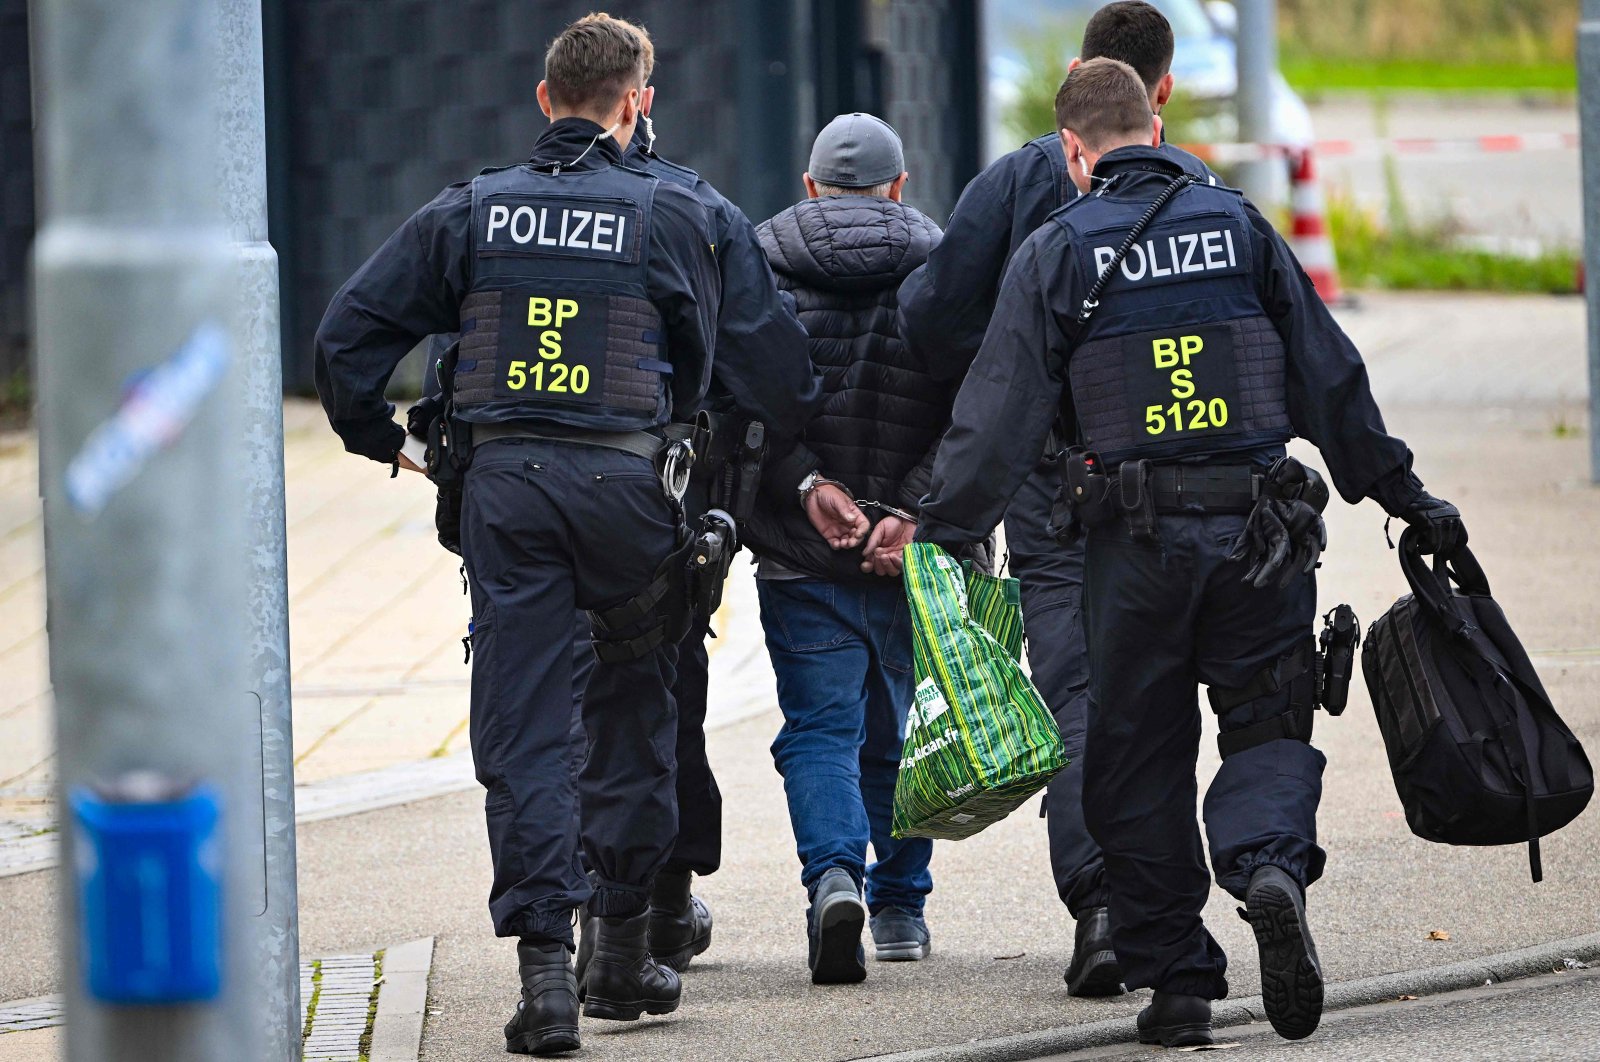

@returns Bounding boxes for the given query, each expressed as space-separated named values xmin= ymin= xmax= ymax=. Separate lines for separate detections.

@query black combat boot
xmin=580 ymin=911 xmax=681 ymax=1021
xmin=648 ymin=869 xmax=713 ymax=972
xmin=503 ymin=942 xmax=580 ymax=1055
xmin=1063 ymin=906 xmax=1127 ymax=997
xmin=1136 ymin=991 xmax=1214 ymax=1048
xmin=1244 ymin=864 xmax=1324 ymax=1040
xmin=574 ymin=907 xmax=593 ymax=997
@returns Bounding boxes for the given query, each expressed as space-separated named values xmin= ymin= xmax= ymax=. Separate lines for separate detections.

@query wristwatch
xmin=797 ymin=470 xmax=826 ymax=509
xmin=799 ymin=470 xmax=852 ymax=511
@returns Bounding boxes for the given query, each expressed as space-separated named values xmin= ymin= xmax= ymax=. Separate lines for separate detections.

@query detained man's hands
xmin=860 ymin=515 xmax=916 ymax=577
xmin=805 ymin=484 xmax=870 ymax=550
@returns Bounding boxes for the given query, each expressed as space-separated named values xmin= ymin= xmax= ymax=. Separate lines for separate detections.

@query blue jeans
xmin=758 ymin=578 xmax=934 ymax=915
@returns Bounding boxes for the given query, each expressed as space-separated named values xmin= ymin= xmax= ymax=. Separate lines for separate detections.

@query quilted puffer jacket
xmin=744 ymin=193 xmax=967 ymax=581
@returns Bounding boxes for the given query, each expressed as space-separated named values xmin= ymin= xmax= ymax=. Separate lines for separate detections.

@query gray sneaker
xmin=869 ymin=907 xmax=930 ymax=961
xmin=807 ymin=868 xmax=867 ymax=984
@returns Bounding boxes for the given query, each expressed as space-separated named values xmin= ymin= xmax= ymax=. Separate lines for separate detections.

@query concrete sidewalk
xmin=0 ymin=405 xmax=766 ymax=853
xmin=0 ymin=291 xmax=1596 ymax=1060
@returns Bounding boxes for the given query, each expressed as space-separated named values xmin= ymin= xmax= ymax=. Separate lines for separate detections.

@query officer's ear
xmin=1153 ymin=73 xmax=1175 ymax=109
xmin=1062 ymin=130 xmax=1094 ymax=193
xmin=1067 ymin=56 xmax=1082 ymax=74
xmin=536 ymin=80 xmax=554 ymax=120
xmin=618 ymin=86 xmax=640 ymax=126
xmin=1151 ymin=114 xmax=1164 ymax=147
xmin=640 ymin=84 xmax=655 ymax=118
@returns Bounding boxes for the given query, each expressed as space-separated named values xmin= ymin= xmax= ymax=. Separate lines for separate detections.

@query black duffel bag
xmin=1363 ymin=529 xmax=1592 ymax=881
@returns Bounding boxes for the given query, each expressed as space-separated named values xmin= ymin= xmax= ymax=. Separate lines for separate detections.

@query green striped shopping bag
xmin=893 ymin=543 xmax=1067 ymax=840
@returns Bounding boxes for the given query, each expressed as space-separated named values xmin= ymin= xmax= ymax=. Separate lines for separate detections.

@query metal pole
xmin=216 ymin=2 xmax=303 ymax=1057
xmin=31 ymin=0 xmax=264 ymax=1058
xmin=1234 ymin=0 xmax=1279 ymax=210
xmin=1581 ymin=0 xmax=1600 ymax=484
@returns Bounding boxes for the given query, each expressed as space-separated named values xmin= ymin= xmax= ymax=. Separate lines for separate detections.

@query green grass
xmin=1328 ymin=194 xmax=1580 ymax=294
xmin=1282 ymin=57 xmax=1575 ymax=94
xmin=1277 ymin=0 xmax=1577 ymax=94
xmin=357 ymin=949 xmax=384 ymax=1061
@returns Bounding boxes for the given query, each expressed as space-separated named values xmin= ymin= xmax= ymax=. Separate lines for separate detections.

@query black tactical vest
xmin=453 ymin=162 xmax=672 ymax=431
xmin=1059 ymin=178 xmax=1292 ymax=465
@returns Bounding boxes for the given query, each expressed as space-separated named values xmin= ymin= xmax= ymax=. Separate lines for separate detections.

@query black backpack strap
xmin=1397 ymin=530 xmax=1489 ymax=637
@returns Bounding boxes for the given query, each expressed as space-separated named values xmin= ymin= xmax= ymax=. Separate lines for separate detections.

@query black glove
xmin=406 ymin=393 xmax=445 ymax=440
xmin=1230 ymin=496 xmax=1326 ymax=589
xmin=1401 ymin=493 xmax=1466 ymax=556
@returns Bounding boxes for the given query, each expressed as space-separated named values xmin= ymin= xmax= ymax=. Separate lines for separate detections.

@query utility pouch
xmin=1057 ymin=447 xmax=1116 ymax=530
xmin=426 ymin=414 xmax=472 ymax=555
xmin=1316 ymin=603 xmax=1360 ymax=715
xmin=1117 ymin=459 xmax=1157 ymax=542
xmin=420 ymin=340 xmax=472 ymax=554
xmin=1047 ymin=483 xmax=1081 ymax=545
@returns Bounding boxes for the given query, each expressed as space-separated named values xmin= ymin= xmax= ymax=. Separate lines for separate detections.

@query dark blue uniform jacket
xmin=915 ymin=146 xmax=1426 ymax=550
xmin=897 ymin=133 xmax=1215 ymax=384
xmin=315 ymin=118 xmax=720 ymax=463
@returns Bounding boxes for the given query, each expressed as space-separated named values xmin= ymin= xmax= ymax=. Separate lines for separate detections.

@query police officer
xmin=565 ymin=65 xmax=825 ymax=976
xmin=314 ymin=14 xmax=721 ymax=1055
xmin=896 ymin=0 xmax=1213 ymax=998
xmin=915 ymin=59 xmax=1466 ymax=1048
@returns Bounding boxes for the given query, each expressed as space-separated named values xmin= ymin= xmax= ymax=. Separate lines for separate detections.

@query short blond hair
xmin=544 ymin=13 xmax=655 ymax=115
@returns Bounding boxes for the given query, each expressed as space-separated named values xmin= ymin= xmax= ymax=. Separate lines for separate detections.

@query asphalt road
xmin=1036 ymin=966 xmax=1600 ymax=1061
xmin=1307 ymin=97 xmax=1580 ymax=252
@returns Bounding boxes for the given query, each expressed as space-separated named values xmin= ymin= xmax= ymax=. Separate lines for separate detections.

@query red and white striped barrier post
xmin=1287 ymin=147 xmax=1344 ymax=304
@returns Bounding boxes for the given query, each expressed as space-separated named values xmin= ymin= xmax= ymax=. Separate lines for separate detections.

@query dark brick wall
xmin=272 ymin=0 xmax=752 ymax=389
xmin=879 ymin=0 xmax=981 ymax=223
xmin=0 ymin=1 xmax=978 ymax=392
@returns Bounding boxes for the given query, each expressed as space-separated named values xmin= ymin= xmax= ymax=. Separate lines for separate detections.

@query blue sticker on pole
xmin=63 ymin=321 xmax=232 ymax=518
xmin=70 ymin=779 xmax=223 ymax=1004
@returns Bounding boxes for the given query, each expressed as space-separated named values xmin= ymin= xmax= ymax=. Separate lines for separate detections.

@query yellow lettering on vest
xmin=1180 ymin=335 xmax=1204 ymax=362
xmin=1153 ymin=337 xmax=1179 ymax=368
xmin=555 ymin=299 xmax=579 ymax=327
xmin=1170 ymin=368 xmax=1195 ymax=399
xmin=539 ymin=330 xmax=562 ymax=359
xmin=528 ymin=297 xmax=553 ymax=327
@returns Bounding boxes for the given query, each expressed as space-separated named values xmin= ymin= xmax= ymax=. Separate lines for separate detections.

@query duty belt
xmin=1109 ymin=463 xmax=1262 ymax=514
xmin=472 ymin=421 xmax=668 ymax=460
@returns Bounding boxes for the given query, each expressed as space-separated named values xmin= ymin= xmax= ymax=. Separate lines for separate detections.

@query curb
xmin=370 ymin=936 xmax=433 ymax=1062
xmin=0 ymin=698 xmax=784 ymax=880
xmin=857 ymin=931 xmax=1600 ymax=1062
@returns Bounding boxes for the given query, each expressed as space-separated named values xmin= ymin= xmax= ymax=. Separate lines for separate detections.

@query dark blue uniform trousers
xmin=1082 ymin=512 xmax=1327 ymax=1000
xmin=570 ymin=611 xmax=722 ymax=876
xmin=462 ymin=438 xmax=682 ymax=947
xmin=1004 ymin=464 xmax=1106 ymax=917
